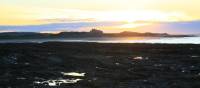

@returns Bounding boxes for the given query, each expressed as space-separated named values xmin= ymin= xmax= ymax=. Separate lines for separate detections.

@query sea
xmin=0 ymin=36 xmax=200 ymax=44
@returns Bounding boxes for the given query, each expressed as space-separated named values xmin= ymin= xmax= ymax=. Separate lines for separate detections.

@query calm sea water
xmin=0 ymin=37 xmax=200 ymax=44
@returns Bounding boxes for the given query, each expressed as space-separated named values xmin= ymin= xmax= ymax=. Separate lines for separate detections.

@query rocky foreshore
xmin=0 ymin=42 xmax=200 ymax=88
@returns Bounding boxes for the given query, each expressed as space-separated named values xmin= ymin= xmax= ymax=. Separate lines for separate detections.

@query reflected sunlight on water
xmin=0 ymin=37 xmax=200 ymax=44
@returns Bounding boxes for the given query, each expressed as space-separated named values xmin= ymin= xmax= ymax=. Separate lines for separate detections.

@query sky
xmin=0 ymin=0 xmax=200 ymax=34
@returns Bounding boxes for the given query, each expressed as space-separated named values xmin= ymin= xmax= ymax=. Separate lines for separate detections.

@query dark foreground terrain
xmin=0 ymin=42 xmax=200 ymax=88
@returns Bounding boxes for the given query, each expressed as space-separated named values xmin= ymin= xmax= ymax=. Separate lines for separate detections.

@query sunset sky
xmin=0 ymin=0 xmax=200 ymax=34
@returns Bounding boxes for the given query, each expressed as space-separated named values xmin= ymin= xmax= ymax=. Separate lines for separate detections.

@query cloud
xmin=136 ymin=20 xmax=200 ymax=34
xmin=38 ymin=18 xmax=97 ymax=23
xmin=159 ymin=21 xmax=200 ymax=34
xmin=0 ymin=21 xmax=200 ymax=34
xmin=0 ymin=29 xmax=14 ymax=33
xmin=0 ymin=22 xmax=124 ymax=32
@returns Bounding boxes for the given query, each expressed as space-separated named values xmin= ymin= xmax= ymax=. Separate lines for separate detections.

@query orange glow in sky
xmin=0 ymin=0 xmax=200 ymax=33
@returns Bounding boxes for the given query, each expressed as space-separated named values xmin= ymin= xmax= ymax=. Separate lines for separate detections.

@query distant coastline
xmin=0 ymin=29 xmax=195 ymax=40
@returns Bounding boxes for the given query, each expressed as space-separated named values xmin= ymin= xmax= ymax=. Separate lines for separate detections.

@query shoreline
xmin=0 ymin=41 xmax=200 ymax=45
xmin=0 ymin=36 xmax=200 ymax=44
xmin=0 ymin=42 xmax=200 ymax=88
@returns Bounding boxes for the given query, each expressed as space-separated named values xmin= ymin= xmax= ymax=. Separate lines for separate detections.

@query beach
xmin=0 ymin=42 xmax=200 ymax=88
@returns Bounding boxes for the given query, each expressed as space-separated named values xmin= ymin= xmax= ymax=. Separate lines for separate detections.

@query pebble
xmin=25 ymin=62 xmax=30 ymax=65
xmin=191 ymin=56 xmax=199 ymax=58
xmin=133 ymin=57 xmax=143 ymax=60
xmin=115 ymin=63 xmax=120 ymax=66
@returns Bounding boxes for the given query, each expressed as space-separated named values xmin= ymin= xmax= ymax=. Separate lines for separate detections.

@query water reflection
xmin=61 ymin=72 xmax=85 ymax=77
xmin=133 ymin=56 xmax=149 ymax=60
xmin=0 ymin=37 xmax=200 ymax=44
xmin=34 ymin=72 xmax=85 ymax=87
xmin=34 ymin=79 xmax=82 ymax=86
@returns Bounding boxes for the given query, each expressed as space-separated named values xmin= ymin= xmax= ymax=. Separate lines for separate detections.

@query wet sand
xmin=0 ymin=42 xmax=200 ymax=88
